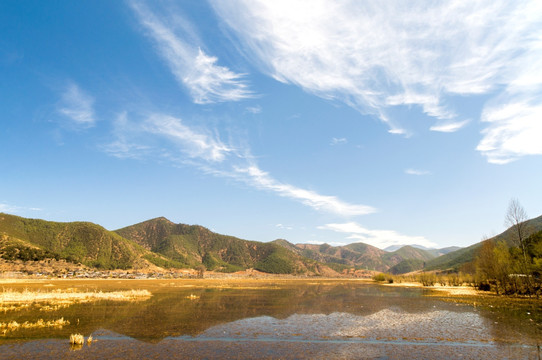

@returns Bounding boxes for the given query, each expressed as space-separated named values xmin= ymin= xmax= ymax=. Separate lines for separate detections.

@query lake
xmin=0 ymin=279 xmax=540 ymax=359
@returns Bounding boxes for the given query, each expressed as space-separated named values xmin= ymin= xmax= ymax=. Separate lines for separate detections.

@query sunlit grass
xmin=0 ymin=288 xmax=152 ymax=304
xmin=1 ymin=317 xmax=69 ymax=335
xmin=69 ymin=333 xmax=84 ymax=345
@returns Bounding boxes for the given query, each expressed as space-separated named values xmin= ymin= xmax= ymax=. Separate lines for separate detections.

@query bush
xmin=419 ymin=272 xmax=437 ymax=286
xmin=372 ymin=273 xmax=386 ymax=282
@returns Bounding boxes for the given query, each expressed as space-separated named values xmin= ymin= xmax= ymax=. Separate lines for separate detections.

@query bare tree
xmin=504 ymin=198 xmax=530 ymax=263
xmin=195 ymin=264 xmax=205 ymax=279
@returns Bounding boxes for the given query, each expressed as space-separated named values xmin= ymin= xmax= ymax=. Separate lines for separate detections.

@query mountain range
xmin=1 ymin=212 xmax=541 ymax=275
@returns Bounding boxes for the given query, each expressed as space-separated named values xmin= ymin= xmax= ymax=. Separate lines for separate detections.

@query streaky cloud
xmin=58 ymin=83 xmax=95 ymax=128
xmin=103 ymin=112 xmax=375 ymax=217
xmin=129 ymin=1 xmax=254 ymax=104
xmin=430 ymin=120 xmax=469 ymax=133
xmin=0 ymin=203 xmax=42 ymax=214
xmin=404 ymin=169 xmax=431 ymax=176
xmin=477 ymin=98 xmax=542 ymax=164
xmin=234 ymin=165 xmax=376 ymax=216
xmin=318 ymin=222 xmax=436 ymax=249
xmin=211 ymin=0 xmax=542 ymax=162
xmin=330 ymin=137 xmax=347 ymax=146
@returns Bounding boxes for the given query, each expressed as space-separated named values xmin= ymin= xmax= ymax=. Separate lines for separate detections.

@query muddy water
xmin=0 ymin=279 xmax=540 ymax=359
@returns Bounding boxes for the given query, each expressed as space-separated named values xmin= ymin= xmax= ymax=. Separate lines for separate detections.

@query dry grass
xmin=69 ymin=333 xmax=84 ymax=345
xmin=1 ymin=317 xmax=69 ymax=335
xmin=0 ymin=303 xmax=30 ymax=313
xmin=0 ymin=288 xmax=152 ymax=304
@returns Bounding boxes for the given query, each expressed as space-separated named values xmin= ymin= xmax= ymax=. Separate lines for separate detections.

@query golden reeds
xmin=0 ymin=289 xmax=152 ymax=304
xmin=0 ymin=317 xmax=69 ymax=335
xmin=69 ymin=333 xmax=84 ymax=345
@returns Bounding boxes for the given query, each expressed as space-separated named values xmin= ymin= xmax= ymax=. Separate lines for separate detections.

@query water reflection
xmin=0 ymin=280 xmax=540 ymax=359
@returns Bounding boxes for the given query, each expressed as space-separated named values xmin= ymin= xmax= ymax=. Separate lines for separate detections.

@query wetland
xmin=0 ymin=279 xmax=541 ymax=359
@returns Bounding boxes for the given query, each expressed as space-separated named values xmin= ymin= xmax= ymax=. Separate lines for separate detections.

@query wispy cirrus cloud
xmin=234 ymin=165 xmax=376 ymax=216
xmin=0 ymin=203 xmax=42 ymax=214
xmin=276 ymin=223 xmax=293 ymax=230
xmin=476 ymin=98 xmax=542 ymax=164
xmin=430 ymin=120 xmax=469 ymax=133
xmin=245 ymin=105 xmax=262 ymax=114
xmin=330 ymin=137 xmax=347 ymax=146
xmin=57 ymin=83 xmax=95 ymax=128
xmin=129 ymin=1 xmax=253 ymax=104
xmin=405 ymin=168 xmax=431 ymax=176
xmin=104 ymin=112 xmax=374 ymax=217
xmin=318 ymin=222 xmax=436 ymax=249
xmin=211 ymin=0 xmax=542 ymax=163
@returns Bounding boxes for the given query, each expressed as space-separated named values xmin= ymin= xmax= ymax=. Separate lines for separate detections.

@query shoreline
xmin=0 ymin=277 xmax=480 ymax=297
xmin=383 ymin=281 xmax=482 ymax=296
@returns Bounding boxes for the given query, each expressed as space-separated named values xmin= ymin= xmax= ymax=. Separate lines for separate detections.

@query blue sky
xmin=2 ymin=0 xmax=542 ymax=249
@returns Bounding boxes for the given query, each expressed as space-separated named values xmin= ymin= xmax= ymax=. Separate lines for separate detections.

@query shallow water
xmin=0 ymin=280 xmax=540 ymax=359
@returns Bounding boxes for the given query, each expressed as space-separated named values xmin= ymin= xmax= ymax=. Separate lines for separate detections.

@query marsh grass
xmin=0 ymin=288 xmax=152 ymax=304
xmin=1 ymin=317 xmax=69 ymax=335
xmin=69 ymin=333 xmax=84 ymax=345
xmin=0 ymin=303 xmax=30 ymax=313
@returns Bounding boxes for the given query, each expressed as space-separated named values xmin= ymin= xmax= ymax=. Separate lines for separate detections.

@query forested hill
xmin=5 ymin=212 xmax=539 ymax=275
xmin=0 ymin=213 xmax=146 ymax=269
xmin=114 ymin=217 xmax=324 ymax=274
xmin=424 ymin=214 xmax=542 ymax=271
xmin=0 ymin=213 xmax=329 ymax=275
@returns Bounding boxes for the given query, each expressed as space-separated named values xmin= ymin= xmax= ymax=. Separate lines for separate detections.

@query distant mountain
xmin=425 ymin=214 xmax=542 ymax=271
xmin=384 ymin=244 xmax=462 ymax=257
xmin=274 ymin=242 xmax=439 ymax=273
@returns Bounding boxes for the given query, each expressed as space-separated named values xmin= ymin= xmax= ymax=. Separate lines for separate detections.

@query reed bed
xmin=0 ymin=289 xmax=152 ymax=304
xmin=0 ymin=303 xmax=30 ymax=313
xmin=1 ymin=317 xmax=69 ymax=334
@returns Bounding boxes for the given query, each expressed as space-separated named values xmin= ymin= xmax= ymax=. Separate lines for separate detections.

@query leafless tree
xmin=504 ymin=198 xmax=530 ymax=263
xmin=195 ymin=264 xmax=205 ymax=279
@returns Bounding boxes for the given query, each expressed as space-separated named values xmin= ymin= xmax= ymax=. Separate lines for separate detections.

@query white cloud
xmin=235 ymin=165 xmax=376 ymax=216
xmin=245 ymin=105 xmax=262 ymax=114
xmin=212 ymin=0 xmax=542 ymax=162
xmin=0 ymin=203 xmax=41 ymax=214
xmin=130 ymin=1 xmax=253 ymax=104
xmin=318 ymin=222 xmax=436 ymax=249
xmin=405 ymin=169 xmax=431 ymax=176
xmin=276 ymin=223 xmax=293 ymax=230
xmin=58 ymin=83 xmax=95 ymax=128
xmin=104 ymin=112 xmax=374 ymax=217
xmin=430 ymin=120 xmax=469 ymax=133
xmin=477 ymin=98 xmax=542 ymax=164
xmin=330 ymin=137 xmax=347 ymax=146
xmin=0 ymin=203 xmax=19 ymax=213
xmin=143 ymin=114 xmax=232 ymax=162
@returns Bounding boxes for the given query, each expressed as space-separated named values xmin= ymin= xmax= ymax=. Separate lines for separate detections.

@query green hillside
xmin=0 ymin=213 xmax=146 ymax=269
xmin=115 ymin=218 xmax=317 ymax=274
xmin=389 ymin=259 xmax=425 ymax=274
xmin=425 ymin=214 xmax=542 ymax=271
